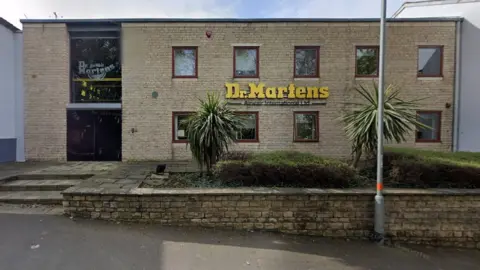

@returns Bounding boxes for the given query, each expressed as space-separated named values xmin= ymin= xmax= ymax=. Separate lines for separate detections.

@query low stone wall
xmin=62 ymin=187 xmax=480 ymax=249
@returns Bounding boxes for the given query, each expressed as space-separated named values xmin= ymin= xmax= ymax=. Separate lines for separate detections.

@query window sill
xmin=172 ymin=140 xmax=188 ymax=144
xmin=236 ymin=140 xmax=259 ymax=143
xmin=355 ymin=77 xmax=378 ymax=81
xmin=173 ymin=78 xmax=198 ymax=81
xmin=294 ymin=140 xmax=319 ymax=143
xmin=233 ymin=77 xmax=260 ymax=82
xmin=294 ymin=77 xmax=320 ymax=81
xmin=415 ymin=140 xmax=442 ymax=143
xmin=417 ymin=77 xmax=443 ymax=81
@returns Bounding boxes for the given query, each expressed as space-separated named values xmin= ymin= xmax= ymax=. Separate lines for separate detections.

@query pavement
xmin=1 ymin=210 xmax=479 ymax=270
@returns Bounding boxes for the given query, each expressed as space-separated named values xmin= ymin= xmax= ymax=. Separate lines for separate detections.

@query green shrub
xmin=215 ymin=151 xmax=358 ymax=188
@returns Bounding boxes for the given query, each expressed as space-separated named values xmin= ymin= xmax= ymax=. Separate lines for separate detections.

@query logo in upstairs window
xmin=78 ymin=61 xmax=116 ymax=80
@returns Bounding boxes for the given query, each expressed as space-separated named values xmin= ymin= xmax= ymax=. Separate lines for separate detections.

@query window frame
xmin=415 ymin=110 xmax=442 ymax=143
xmin=294 ymin=46 xmax=320 ymax=78
xmin=172 ymin=46 xmax=198 ymax=79
xmin=417 ymin=45 xmax=444 ymax=78
xmin=234 ymin=112 xmax=259 ymax=143
xmin=233 ymin=46 xmax=260 ymax=78
xmin=355 ymin=45 xmax=380 ymax=78
xmin=172 ymin=112 xmax=194 ymax=143
xmin=293 ymin=111 xmax=319 ymax=142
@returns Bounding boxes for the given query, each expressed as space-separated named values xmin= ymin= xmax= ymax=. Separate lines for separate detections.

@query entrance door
xmin=67 ymin=110 xmax=122 ymax=161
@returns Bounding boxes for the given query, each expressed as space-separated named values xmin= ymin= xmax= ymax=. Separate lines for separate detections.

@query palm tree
xmin=341 ymin=82 xmax=429 ymax=168
xmin=184 ymin=92 xmax=244 ymax=174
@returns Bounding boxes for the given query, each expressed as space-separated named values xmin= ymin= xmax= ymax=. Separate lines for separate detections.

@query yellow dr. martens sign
xmin=225 ymin=83 xmax=329 ymax=100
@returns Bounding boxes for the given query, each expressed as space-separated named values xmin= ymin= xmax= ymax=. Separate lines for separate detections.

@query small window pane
xmin=175 ymin=114 xmax=190 ymax=140
xmin=356 ymin=47 xmax=378 ymax=76
xmin=295 ymin=48 xmax=318 ymax=77
xmin=237 ymin=113 xmax=257 ymax=141
xmin=295 ymin=113 xmax=318 ymax=141
xmin=418 ymin=47 xmax=442 ymax=76
xmin=417 ymin=112 xmax=440 ymax=141
xmin=235 ymin=48 xmax=257 ymax=77
xmin=174 ymin=48 xmax=196 ymax=77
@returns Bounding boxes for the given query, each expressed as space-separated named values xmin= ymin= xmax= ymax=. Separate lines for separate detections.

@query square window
xmin=173 ymin=47 xmax=197 ymax=78
xmin=294 ymin=46 xmax=319 ymax=78
xmin=234 ymin=47 xmax=259 ymax=78
xmin=355 ymin=46 xmax=379 ymax=77
xmin=235 ymin=112 xmax=259 ymax=142
xmin=173 ymin=112 xmax=193 ymax=142
xmin=416 ymin=111 xmax=441 ymax=142
xmin=418 ymin=46 xmax=443 ymax=77
xmin=294 ymin=112 xmax=319 ymax=142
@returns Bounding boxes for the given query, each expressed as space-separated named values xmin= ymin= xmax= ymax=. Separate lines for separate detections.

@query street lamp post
xmin=374 ymin=0 xmax=387 ymax=243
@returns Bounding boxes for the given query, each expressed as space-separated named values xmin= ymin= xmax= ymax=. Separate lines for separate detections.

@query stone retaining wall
xmin=62 ymin=188 xmax=480 ymax=249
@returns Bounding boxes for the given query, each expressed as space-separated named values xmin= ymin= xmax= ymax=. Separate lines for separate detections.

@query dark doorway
xmin=67 ymin=110 xmax=122 ymax=161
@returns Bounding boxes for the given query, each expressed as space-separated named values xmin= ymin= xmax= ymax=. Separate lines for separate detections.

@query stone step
xmin=0 ymin=179 xmax=81 ymax=191
xmin=0 ymin=191 xmax=63 ymax=205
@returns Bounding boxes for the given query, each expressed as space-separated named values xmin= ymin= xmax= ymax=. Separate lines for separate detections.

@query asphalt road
xmin=0 ymin=212 xmax=479 ymax=270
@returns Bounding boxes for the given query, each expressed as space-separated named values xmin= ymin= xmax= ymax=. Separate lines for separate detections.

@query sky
xmin=0 ymin=0 xmax=406 ymax=29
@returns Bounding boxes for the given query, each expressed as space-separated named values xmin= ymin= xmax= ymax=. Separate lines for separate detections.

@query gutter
xmin=453 ymin=20 xmax=462 ymax=152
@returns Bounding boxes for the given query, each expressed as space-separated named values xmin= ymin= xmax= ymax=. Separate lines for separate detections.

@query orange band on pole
xmin=377 ymin=183 xmax=383 ymax=191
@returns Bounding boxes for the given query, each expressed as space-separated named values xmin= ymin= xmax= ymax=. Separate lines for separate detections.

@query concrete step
xmin=0 ymin=191 xmax=63 ymax=205
xmin=0 ymin=179 xmax=81 ymax=191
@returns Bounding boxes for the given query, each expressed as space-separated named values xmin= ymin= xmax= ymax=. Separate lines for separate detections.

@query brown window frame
xmin=293 ymin=111 xmax=319 ymax=142
xmin=294 ymin=46 xmax=320 ymax=78
xmin=355 ymin=45 xmax=379 ymax=78
xmin=233 ymin=46 xmax=260 ymax=78
xmin=172 ymin=112 xmax=194 ymax=143
xmin=415 ymin=110 xmax=442 ymax=143
xmin=234 ymin=112 xmax=259 ymax=143
xmin=417 ymin=45 xmax=444 ymax=78
xmin=172 ymin=47 xmax=198 ymax=78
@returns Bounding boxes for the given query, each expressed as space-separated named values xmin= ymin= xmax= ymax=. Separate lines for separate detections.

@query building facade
xmin=21 ymin=18 xmax=460 ymax=161
xmin=0 ymin=18 xmax=24 ymax=162
xmin=394 ymin=0 xmax=480 ymax=152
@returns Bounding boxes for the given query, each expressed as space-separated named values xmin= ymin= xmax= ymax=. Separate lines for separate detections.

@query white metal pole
xmin=374 ymin=0 xmax=387 ymax=243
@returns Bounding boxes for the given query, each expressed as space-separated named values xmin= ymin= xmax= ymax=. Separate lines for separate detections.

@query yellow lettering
xmin=319 ymin=87 xmax=329 ymax=98
xmin=265 ymin=87 xmax=277 ymax=98
xmin=307 ymin=87 xmax=318 ymax=98
xmin=248 ymin=83 xmax=266 ymax=99
xmin=277 ymin=87 xmax=288 ymax=98
xmin=287 ymin=83 xmax=296 ymax=98
xmin=295 ymin=87 xmax=306 ymax=98
xmin=225 ymin=83 xmax=240 ymax=98
xmin=239 ymin=90 xmax=248 ymax=98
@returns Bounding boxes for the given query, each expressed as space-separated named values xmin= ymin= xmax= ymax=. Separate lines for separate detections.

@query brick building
xmin=21 ymin=17 xmax=461 ymax=161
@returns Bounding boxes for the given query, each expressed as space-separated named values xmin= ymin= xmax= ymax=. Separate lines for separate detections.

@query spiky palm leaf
xmin=184 ymin=92 xmax=244 ymax=173
xmin=341 ymin=82 xmax=430 ymax=165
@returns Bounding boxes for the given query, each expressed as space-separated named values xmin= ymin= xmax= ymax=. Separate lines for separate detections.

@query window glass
xmin=236 ymin=113 xmax=257 ymax=141
xmin=356 ymin=47 xmax=378 ymax=76
xmin=174 ymin=114 xmax=190 ymax=141
xmin=173 ymin=48 xmax=197 ymax=77
xmin=418 ymin=47 xmax=442 ymax=76
xmin=294 ymin=113 xmax=318 ymax=141
xmin=295 ymin=47 xmax=318 ymax=77
xmin=71 ymin=38 xmax=121 ymax=103
xmin=416 ymin=112 xmax=440 ymax=141
xmin=234 ymin=48 xmax=258 ymax=77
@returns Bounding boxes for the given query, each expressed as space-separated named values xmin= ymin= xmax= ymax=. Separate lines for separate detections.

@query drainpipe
xmin=453 ymin=20 xmax=462 ymax=152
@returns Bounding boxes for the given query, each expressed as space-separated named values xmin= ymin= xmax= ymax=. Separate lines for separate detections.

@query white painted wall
xmin=395 ymin=0 xmax=480 ymax=152
xmin=0 ymin=23 xmax=24 ymax=161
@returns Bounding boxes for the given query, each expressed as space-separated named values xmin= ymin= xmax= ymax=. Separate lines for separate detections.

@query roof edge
xmin=0 ymin=17 xmax=20 ymax=32
xmin=20 ymin=17 xmax=464 ymax=24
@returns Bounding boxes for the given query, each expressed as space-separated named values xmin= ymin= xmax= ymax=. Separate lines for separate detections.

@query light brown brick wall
xmin=122 ymin=21 xmax=456 ymax=161
xmin=23 ymin=23 xmax=69 ymax=160
xmin=22 ymin=21 xmax=456 ymax=161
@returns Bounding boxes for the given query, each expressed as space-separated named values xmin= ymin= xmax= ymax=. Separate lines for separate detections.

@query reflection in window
xmin=70 ymin=37 xmax=121 ymax=103
xmin=295 ymin=47 xmax=319 ymax=77
xmin=356 ymin=46 xmax=379 ymax=77
xmin=416 ymin=111 xmax=441 ymax=142
xmin=418 ymin=46 xmax=443 ymax=77
xmin=234 ymin=47 xmax=258 ymax=77
xmin=173 ymin=47 xmax=197 ymax=77
xmin=294 ymin=112 xmax=318 ymax=142
xmin=236 ymin=113 xmax=258 ymax=141
xmin=173 ymin=113 xmax=192 ymax=142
